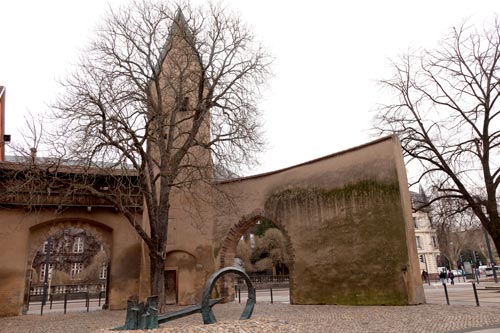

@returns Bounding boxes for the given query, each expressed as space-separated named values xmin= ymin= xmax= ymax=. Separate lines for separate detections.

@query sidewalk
xmin=3 ymin=302 xmax=500 ymax=332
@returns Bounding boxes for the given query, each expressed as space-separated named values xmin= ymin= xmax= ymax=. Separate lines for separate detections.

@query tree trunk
xmin=150 ymin=254 xmax=166 ymax=313
xmin=492 ymin=235 xmax=500 ymax=265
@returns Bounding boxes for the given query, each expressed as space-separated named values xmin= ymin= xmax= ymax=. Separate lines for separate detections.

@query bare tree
xmin=430 ymin=196 xmax=479 ymax=268
xmin=374 ymin=17 xmax=500 ymax=257
xmin=45 ymin=0 xmax=271 ymax=310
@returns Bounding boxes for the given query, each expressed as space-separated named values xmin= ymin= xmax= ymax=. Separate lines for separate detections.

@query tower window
xmin=179 ymin=96 xmax=189 ymax=112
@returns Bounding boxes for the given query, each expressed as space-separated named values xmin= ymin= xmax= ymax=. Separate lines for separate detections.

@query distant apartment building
xmin=32 ymin=228 xmax=108 ymax=286
xmin=411 ymin=191 xmax=440 ymax=276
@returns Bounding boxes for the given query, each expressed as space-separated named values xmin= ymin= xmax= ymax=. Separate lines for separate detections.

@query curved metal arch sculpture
xmin=114 ymin=266 xmax=255 ymax=330
xmin=201 ymin=266 xmax=256 ymax=324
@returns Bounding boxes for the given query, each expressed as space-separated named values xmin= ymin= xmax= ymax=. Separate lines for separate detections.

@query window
xmin=413 ymin=217 xmax=418 ymax=229
xmin=73 ymin=237 xmax=84 ymax=253
xmin=39 ymin=263 xmax=54 ymax=282
xmin=179 ymin=96 xmax=189 ymax=112
xmin=42 ymin=241 xmax=54 ymax=254
xmin=431 ymin=236 xmax=438 ymax=248
xmin=71 ymin=263 xmax=84 ymax=279
xmin=99 ymin=264 xmax=107 ymax=280
xmin=416 ymin=236 xmax=422 ymax=249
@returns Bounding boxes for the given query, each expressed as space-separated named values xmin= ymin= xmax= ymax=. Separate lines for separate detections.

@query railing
xmin=30 ymin=283 xmax=106 ymax=296
xmin=28 ymin=283 xmax=107 ymax=315
xmin=2 ymin=191 xmax=143 ymax=208
xmin=236 ymin=275 xmax=289 ymax=286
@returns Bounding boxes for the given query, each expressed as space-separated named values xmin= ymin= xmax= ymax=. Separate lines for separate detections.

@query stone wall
xmin=214 ymin=135 xmax=425 ymax=305
xmin=0 ymin=135 xmax=425 ymax=316
xmin=0 ymin=207 xmax=142 ymax=316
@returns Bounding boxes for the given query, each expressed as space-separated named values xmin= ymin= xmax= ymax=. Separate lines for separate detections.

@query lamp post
xmin=423 ymin=255 xmax=430 ymax=285
xmin=42 ymin=237 xmax=52 ymax=306
xmin=450 ymin=242 xmax=455 ymax=270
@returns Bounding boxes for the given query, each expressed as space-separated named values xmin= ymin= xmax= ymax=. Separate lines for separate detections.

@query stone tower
xmin=138 ymin=10 xmax=216 ymax=306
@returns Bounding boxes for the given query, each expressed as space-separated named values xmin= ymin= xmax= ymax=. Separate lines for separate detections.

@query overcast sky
xmin=1 ymin=0 xmax=498 ymax=176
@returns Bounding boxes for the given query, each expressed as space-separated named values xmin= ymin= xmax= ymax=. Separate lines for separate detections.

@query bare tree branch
xmin=374 ymin=16 xmax=500 ymax=257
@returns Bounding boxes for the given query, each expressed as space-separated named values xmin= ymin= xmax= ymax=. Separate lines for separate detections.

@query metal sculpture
xmin=113 ymin=266 xmax=255 ymax=330
xmin=201 ymin=266 xmax=256 ymax=324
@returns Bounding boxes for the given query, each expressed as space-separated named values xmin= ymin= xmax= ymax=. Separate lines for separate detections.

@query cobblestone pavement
xmin=4 ymin=303 xmax=500 ymax=333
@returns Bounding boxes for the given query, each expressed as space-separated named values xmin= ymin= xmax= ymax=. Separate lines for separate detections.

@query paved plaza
xmin=3 ymin=282 xmax=500 ymax=332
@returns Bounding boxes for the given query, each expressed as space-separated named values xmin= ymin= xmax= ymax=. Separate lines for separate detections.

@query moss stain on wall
xmin=264 ymin=180 xmax=411 ymax=305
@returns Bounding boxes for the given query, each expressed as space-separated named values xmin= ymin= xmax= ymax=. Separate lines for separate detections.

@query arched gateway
xmin=0 ymin=167 xmax=144 ymax=317
xmin=0 ymin=135 xmax=425 ymax=316
xmin=24 ymin=219 xmax=113 ymax=310
xmin=213 ymin=136 xmax=425 ymax=305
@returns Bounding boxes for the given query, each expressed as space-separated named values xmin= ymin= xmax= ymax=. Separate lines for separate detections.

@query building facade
xmin=31 ymin=228 xmax=108 ymax=286
xmin=411 ymin=191 xmax=441 ymax=277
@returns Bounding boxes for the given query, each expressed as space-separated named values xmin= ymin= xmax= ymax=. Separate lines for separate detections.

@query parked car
xmin=484 ymin=266 xmax=500 ymax=276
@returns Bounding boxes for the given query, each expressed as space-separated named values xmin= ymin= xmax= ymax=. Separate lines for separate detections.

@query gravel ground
xmin=3 ymin=303 xmax=500 ymax=333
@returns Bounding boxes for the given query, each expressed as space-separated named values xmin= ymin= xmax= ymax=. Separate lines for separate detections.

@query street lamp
xmin=450 ymin=242 xmax=454 ymax=270
xmin=42 ymin=237 xmax=52 ymax=306
xmin=423 ymin=255 xmax=430 ymax=285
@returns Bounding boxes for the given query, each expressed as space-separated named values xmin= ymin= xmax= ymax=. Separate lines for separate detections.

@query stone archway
xmin=218 ymin=210 xmax=295 ymax=301
xmin=219 ymin=210 xmax=294 ymax=269
xmin=23 ymin=218 xmax=113 ymax=311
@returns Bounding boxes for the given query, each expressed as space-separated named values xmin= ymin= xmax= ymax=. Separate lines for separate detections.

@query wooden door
xmin=164 ymin=270 xmax=177 ymax=304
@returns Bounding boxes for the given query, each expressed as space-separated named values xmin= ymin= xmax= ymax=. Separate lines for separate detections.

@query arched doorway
xmin=23 ymin=219 xmax=112 ymax=313
xmin=219 ymin=213 xmax=294 ymax=303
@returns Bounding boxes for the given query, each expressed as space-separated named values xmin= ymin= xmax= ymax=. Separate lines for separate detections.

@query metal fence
xmin=236 ymin=275 xmax=289 ymax=288
xmin=29 ymin=291 xmax=107 ymax=315
xmin=28 ymin=283 xmax=107 ymax=315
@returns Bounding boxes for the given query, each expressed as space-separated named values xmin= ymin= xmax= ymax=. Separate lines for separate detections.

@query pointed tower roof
xmin=153 ymin=8 xmax=197 ymax=78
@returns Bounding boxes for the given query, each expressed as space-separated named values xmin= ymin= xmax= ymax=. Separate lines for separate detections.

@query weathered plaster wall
xmin=0 ymin=135 xmax=425 ymax=316
xmin=0 ymin=207 xmax=142 ymax=316
xmin=138 ymin=184 xmax=216 ymax=306
xmin=214 ymin=135 xmax=425 ymax=305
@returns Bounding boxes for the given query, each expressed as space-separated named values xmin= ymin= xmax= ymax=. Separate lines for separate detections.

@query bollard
xmin=472 ymin=283 xmax=480 ymax=306
xmin=64 ymin=293 xmax=68 ymax=314
xmin=86 ymin=292 xmax=90 ymax=312
xmin=50 ymin=294 xmax=53 ymax=310
xmin=270 ymin=287 xmax=273 ymax=304
xmin=443 ymin=283 xmax=450 ymax=305
xmin=238 ymin=286 xmax=241 ymax=304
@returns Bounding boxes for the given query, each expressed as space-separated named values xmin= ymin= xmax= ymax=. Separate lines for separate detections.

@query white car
xmin=451 ymin=269 xmax=464 ymax=276
xmin=484 ymin=266 xmax=500 ymax=276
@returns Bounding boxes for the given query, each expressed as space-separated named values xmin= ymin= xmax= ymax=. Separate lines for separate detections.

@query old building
xmin=31 ymin=228 xmax=108 ymax=286
xmin=410 ymin=191 xmax=440 ymax=277
xmin=0 ymin=12 xmax=425 ymax=317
